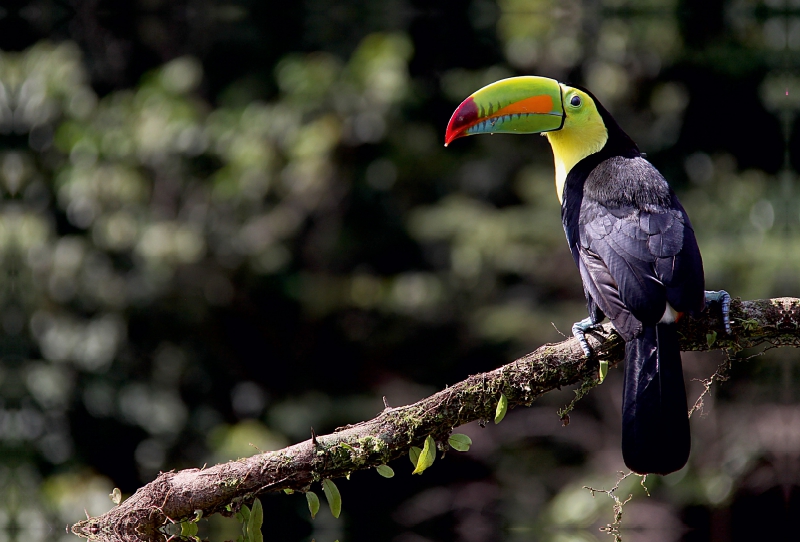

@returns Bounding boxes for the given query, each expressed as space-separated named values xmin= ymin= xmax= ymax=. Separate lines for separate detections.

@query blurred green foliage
xmin=0 ymin=1 xmax=798 ymax=541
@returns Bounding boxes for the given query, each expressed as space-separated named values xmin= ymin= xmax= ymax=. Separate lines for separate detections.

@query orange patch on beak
xmin=492 ymin=94 xmax=555 ymax=118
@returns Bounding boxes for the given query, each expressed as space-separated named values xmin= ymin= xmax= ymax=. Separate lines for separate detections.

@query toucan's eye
xmin=570 ymin=95 xmax=582 ymax=107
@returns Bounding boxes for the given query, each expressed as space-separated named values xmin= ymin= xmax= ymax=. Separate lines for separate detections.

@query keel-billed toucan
xmin=445 ymin=76 xmax=730 ymax=475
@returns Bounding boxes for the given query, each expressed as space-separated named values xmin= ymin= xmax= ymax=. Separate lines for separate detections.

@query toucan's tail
xmin=622 ymin=323 xmax=690 ymax=475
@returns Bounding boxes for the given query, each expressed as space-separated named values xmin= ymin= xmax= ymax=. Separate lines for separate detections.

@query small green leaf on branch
xmin=706 ymin=331 xmax=717 ymax=347
xmin=322 ymin=479 xmax=342 ymax=518
xmin=248 ymin=498 xmax=264 ymax=542
xmin=306 ymin=491 xmax=320 ymax=519
xmin=180 ymin=521 xmax=198 ymax=537
xmin=412 ymin=435 xmax=436 ymax=474
xmin=598 ymin=360 xmax=608 ymax=383
xmin=409 ymin=446 xmax=422 ymax=467
xmin=376 ymin=465 xmax=395 ymax=478
xmin=236 ymin=504 xmax=251 ymax=524
xmin=495 ymin=393 xmax=508 ymax=424
xmin=448 ymin=433 xmax=472 ymax=452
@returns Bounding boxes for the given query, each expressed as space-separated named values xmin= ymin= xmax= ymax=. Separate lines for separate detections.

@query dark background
xmin=0 ymin=1 xmax=798 ymax=541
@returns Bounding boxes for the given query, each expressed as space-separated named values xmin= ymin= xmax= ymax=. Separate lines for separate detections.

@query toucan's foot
xmin=705 ymin=290 xmax=731 ymax=334
xmin=572 ymin=317 xmax=602 ymax=357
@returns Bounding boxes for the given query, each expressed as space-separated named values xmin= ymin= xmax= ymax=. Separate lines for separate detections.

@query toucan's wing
xmin=572 ymin=158 xmax=704 ymax=333
xmin=655 ymin=194 xmax=705 ymax=314
xmin=575 ymin=241 xmax=642 ymax=340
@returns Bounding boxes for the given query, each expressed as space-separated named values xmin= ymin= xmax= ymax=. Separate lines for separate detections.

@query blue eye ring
xmin=570 ymin=95 xmax=581 ymax=107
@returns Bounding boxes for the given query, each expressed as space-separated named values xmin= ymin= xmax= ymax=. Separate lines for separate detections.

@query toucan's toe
xmin=705 ymin=290 xmax=732 ymax=334
xmin=572 ymin=317 xmax=603 ymax=358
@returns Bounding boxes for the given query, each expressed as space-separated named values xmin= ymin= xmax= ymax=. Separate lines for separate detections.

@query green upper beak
xmin=444 ymin=76 xmax=565 ymax=146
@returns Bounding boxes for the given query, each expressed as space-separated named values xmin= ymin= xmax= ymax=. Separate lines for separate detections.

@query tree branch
xmin=72 ymin=297 xmax=800 ymax=540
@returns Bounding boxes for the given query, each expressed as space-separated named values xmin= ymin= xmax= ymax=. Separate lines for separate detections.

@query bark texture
xmin=72 ymin=297 xmax=800 ymax=541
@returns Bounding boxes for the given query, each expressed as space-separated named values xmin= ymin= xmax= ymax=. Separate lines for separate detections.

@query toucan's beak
xmin=444 ymin=76 xmax=565 ymax=146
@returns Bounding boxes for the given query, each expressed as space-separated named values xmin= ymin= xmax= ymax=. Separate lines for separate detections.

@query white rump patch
xmin=659 ymin=303 xmax=677 ymax=324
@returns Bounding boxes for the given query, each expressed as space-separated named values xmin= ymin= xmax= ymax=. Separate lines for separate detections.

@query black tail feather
xmin=622 ymin=323 xmax=690 ymax=475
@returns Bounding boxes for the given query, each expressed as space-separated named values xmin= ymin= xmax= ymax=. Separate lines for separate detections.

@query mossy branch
xmin=72 ymin=297 xmax=800 ymax=541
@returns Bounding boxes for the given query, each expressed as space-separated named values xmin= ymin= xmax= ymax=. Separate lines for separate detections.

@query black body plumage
xmin=561 ymin=94 xmax=705 ymax=474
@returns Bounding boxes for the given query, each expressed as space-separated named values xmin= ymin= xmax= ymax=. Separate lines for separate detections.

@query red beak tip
xmin=444 ymin=130 xmax=461 ymax=147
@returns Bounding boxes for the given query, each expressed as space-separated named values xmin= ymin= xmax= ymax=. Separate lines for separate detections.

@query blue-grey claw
xmin=705 ymin=290 xmax=731 ymax=334
xmin=572 ymin=317 xmax=600 ymax=357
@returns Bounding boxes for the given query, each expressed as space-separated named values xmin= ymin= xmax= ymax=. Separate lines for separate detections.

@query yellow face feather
xmin=545 ymin=85 xmax=608 ymax=203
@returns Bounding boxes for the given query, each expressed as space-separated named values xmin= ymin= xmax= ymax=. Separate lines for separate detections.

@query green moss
xmin=358 ymin=435 xmax=387 ymax=455
xmin=220 ymin=478 xmax=241 ymax=489
xmin=395 ymin=409 xmax=425 ymax=440
xmin=556 ymin=377 xmax=598 ymax=420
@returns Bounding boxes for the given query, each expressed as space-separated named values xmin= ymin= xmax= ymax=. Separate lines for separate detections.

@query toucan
xmin=444 ymin=76 xmax=730 ymax=475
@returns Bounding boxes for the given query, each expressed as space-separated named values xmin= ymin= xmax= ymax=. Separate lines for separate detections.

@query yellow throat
xmin=544 ymin=86 xmax=609 ymax=204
